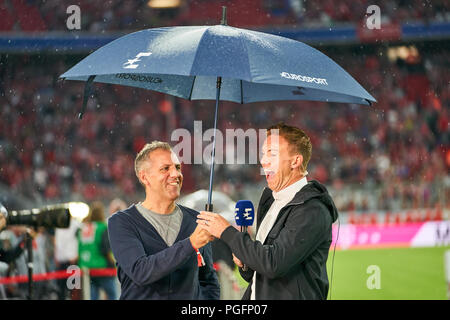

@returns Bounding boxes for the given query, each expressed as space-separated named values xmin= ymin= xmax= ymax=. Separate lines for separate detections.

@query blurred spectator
xmin=0 ymin=226 xmax=54 ymax=299
xmin=0 ymin=228 xmax=27 ymax=298
xmin=77 ymin=201 xmax=117 ymax=300
xmin=0 ymin=215 xmax=26 ymax=263
xmin=108 ymin=198 xmax=127 ymax=216
xmin=54 ymin=217 xmax=82 ymax=300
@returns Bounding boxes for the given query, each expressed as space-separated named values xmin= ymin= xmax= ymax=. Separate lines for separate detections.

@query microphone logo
xmin=235 ymin=200 xmax=254 ymax=227
xmin=234 ymin=200 xmax=254 ymax=272
xmin=243 ymin=208 xmax=252 ymax=220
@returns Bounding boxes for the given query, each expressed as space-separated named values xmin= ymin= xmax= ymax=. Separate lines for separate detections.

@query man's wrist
xmin=188 ymin=237 xmax=205 ymax=267
xmin=220 ymin=225 xmax=238 ymax=242
xmin=189 ymin=236 xmax=197 ymax=250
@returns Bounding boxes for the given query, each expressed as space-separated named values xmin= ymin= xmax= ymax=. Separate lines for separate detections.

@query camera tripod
xmin=25 ymin=230 xmax=33 ymax=300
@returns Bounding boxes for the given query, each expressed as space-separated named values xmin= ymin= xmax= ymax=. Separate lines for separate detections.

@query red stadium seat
xmin=12 ymin=0 xmax=47 ymax=31
xmin=0 ymin=2 xmax=15 ymax=31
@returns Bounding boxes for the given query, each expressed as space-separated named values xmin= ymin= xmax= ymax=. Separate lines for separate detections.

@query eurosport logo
xmin=280 ymin=71 xmax=328 ymax=85
xmin=115 ymin=73 xmax=163 ymax=84
xmin=123 ymin=51 xmax=152 ymax=69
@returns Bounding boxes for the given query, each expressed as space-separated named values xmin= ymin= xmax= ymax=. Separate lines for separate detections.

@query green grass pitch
xmin=326 ymin=246 xmax=450 ymax=300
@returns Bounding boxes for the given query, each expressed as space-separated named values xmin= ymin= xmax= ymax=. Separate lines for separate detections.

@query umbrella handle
xmin=79 ymin=75 xmax=96 ymax=119
xmin=205 ymin=77 xmax=222 ymax=212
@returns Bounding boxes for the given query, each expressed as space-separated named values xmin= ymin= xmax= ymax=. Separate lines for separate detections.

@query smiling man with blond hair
xmin=108 ymin=141 xmax=220 ymax=300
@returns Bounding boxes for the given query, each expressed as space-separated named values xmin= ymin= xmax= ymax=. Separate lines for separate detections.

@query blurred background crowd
xmin=0 ymin=43 xmax=448 ymax=213
xmin=0 ymin=0 xmax=448 ymax=300
xmin=1 ymin=0 xmax=449 ymax=32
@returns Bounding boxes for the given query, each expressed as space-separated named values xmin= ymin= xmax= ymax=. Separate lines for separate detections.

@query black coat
xmin=220 ymin=180 xmax=338 ymax=300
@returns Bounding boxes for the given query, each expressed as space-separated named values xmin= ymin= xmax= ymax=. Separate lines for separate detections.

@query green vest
xmin=78 ymin=221 xmax=108 ymax=269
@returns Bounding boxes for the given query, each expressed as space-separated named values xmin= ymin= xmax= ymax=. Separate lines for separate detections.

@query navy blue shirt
xmin=108 ymin=204 xmax=220 ymax=300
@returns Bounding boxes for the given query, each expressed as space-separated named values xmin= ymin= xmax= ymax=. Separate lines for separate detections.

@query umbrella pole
xmin=205 ymin=77 xmax=222 ymax=212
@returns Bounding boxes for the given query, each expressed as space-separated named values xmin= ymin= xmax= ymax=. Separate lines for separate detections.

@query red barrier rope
xmin=0 ymin=268 xmax=117 ymax=285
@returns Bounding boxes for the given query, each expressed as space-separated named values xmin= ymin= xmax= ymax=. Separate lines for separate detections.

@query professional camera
xmin=0 ymin=202 xmax=71 ymax=229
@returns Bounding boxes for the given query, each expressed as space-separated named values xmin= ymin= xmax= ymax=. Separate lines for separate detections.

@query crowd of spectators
xmin=0 ymin=42 xmax=448 ymax=213
xmin=0 ymin=0 xmax=449 ymax=32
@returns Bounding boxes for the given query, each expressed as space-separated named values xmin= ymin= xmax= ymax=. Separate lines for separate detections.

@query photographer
xmin=0 ymin=214 xmax=26 ymax=263
xmin=1 ymin=203 xmax=64 ymax=299
xmin=1 ymin=214 xmax=39 ymax=263
xmin=0 ymin=214 xmax=36 ymax=299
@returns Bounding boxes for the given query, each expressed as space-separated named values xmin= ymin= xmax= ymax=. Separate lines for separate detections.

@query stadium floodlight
xmin=66 ymin=201 xmax=90 ymax=222
xmin=147 ymin=0 xmax=181 ymax=9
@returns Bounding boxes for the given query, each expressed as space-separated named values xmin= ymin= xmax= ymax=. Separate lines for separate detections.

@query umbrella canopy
xmin=60 ymin=11 xmax=375 ymax=210
xmin=60 ymin=25 xmax=375 ymax=106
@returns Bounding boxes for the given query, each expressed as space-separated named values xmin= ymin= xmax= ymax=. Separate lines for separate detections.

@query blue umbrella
xmin=60 ymin=9 xmax=375 ymax=210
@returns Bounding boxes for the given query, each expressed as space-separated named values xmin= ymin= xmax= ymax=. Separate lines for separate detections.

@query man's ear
xmin=139 ymin=170 xmax=150 ymax=188
xmin=291 ymin=154 xmax=303 ymax=170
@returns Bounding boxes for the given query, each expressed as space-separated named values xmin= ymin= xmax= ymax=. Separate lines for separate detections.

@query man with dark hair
xmin=108 ymin=141 xmax=220 ymax=300
xmin=197 ymin=123 xmax=338 ymax=300
xmin=0 ymin=214 xmax=26 ymax=263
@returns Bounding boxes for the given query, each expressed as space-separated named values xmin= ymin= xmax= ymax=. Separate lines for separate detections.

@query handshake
xmin=189 ymin=211 xmax=231 ymax=249
xmin=189 ymin=211 xmax=244 ymax=268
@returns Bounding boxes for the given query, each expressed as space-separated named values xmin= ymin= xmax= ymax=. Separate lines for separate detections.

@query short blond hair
xmin=135 ymin=141 xmax=172 ymax=185
xmin=267 ymin=122 xmax=312 ymax=173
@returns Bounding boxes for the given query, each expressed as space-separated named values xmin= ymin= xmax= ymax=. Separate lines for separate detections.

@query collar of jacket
xmin=257 ymin=179 xmax=339 ymax=229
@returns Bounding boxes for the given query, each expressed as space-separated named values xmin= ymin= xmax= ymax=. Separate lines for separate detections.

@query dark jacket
xmin=107 ymin=204 xmax=220 ymax=300
xmin=221 ymin=180 xmax=338 ymax=300
xmin=0 ymin=236 xmax=25 ymax=263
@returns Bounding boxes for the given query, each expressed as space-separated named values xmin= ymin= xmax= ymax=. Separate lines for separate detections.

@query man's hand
xmin=232 ymin=254 xmax=244 ymax=268
xmin=189 ymin=225 xmax=214 ymax=249
xmin=0 ymin=215 xmax=6 ymax=230
xmin=196 ymin=211 xmax=231 ymax=239
xmin=25 ymin=228 xmax=37 ymax=238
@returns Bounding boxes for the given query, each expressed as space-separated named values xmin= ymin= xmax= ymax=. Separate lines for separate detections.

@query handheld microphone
xmin=234 ymin=200 xmax=254 ymax=271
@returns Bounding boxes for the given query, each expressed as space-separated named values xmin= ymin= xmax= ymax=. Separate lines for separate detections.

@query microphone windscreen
xmin=234 ymin=200 xmax=254 ymax=227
